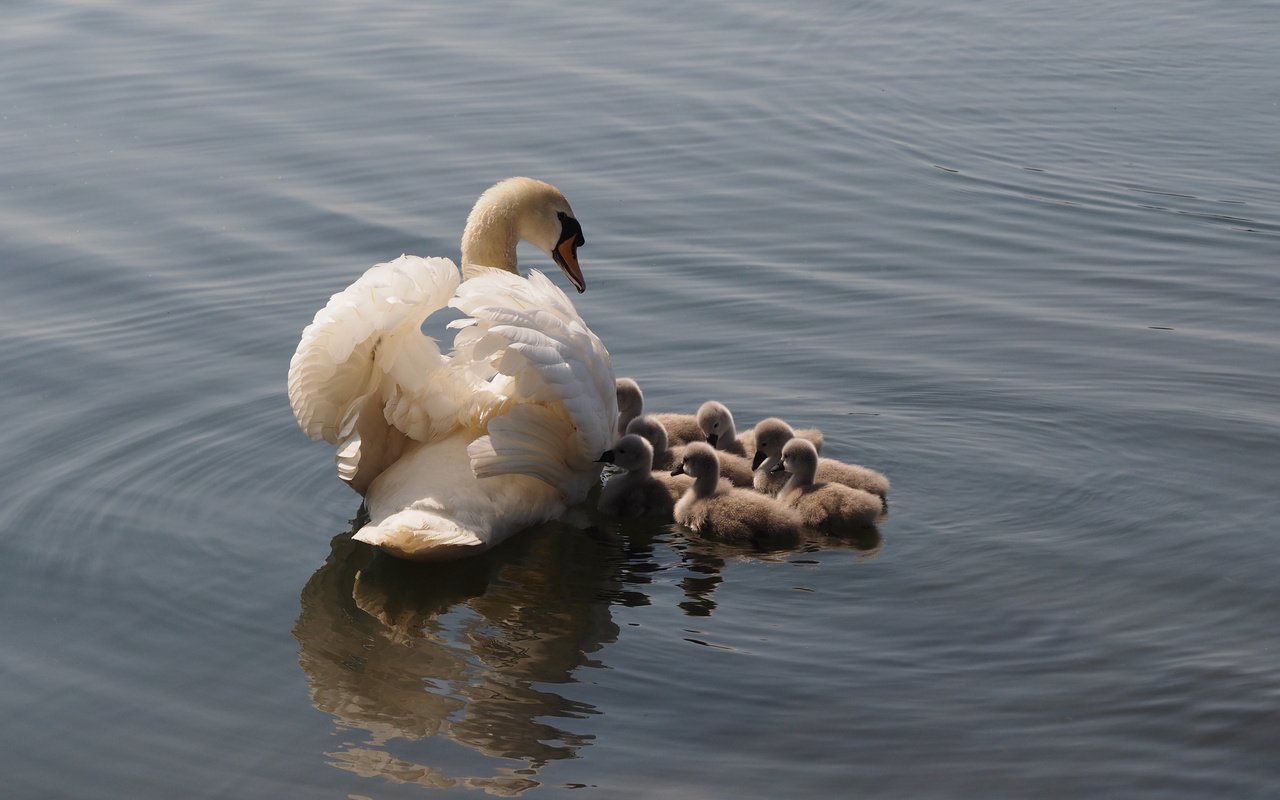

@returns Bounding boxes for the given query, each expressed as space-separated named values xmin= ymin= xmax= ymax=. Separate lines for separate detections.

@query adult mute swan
xmin=287 ymin=178 xmax=616 ymax=562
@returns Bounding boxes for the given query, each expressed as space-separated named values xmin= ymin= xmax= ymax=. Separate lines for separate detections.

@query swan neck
xmin=694 ymin=468 xmax=720 ymax=497
xmin=721 ymin=418 xmax=738 ymax=448
xmin=780 ymin=470 xmax=809 ymax=502
xmin=460 ymin=201 xmax=521 ymax=278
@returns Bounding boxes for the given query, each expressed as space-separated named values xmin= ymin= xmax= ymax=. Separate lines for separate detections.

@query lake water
xmin=3 ymin=0 xmax=1278 ymax=797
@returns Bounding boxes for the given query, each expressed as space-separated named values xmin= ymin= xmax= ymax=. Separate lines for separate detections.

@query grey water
xmin=2 ymin=0 xmax=1278 ymax=796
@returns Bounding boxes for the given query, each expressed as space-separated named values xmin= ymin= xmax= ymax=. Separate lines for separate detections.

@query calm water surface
xmin=2 ymin=0 xmax=1278 ymax=797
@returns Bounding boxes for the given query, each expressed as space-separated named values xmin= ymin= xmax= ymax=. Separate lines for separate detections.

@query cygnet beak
xmin=596 ymin=450 xmax=615 ymax=464
xmin=769 ymin=462 xmax=787 ymax=474
xmin=751 ymin=450 xmax=766 ymax=470
xmin=670 ymin=463 xmax=685 ymax=476
xmin=706 ymin=433 xmax=719 ymax=448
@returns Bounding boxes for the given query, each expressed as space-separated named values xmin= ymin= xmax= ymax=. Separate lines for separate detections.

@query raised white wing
xmin=287 ymin=255 xmax=505 ymax=492
xmin=449 ymin=269 xmax=617 ymax=490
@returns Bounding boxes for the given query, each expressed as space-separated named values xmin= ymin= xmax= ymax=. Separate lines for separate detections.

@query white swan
xmin=287 ymin=178 xmax=616 ymax=562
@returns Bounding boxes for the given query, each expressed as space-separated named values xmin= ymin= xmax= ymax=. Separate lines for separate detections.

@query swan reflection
xmin=294 ymin=520 xmax=626 ymax=791
xmin=295 ymin=510 xmax=881 ymax=792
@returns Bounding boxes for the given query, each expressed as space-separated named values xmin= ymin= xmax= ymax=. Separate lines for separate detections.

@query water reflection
xmin=295 ymin=511 xmax=881 ymax=791
xmin=672 ymin=525 xmax=884 ymax=616
xmin=294 ymin=521 xmax=626 ymax=792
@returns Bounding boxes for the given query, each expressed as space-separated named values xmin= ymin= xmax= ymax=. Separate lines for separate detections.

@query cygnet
xmin=625 ymin=416 xmax=721 ymax=501
xmin=751 ymin=417 xmax=889 ymax=502
xmin=625 ymin=414 xmax=677 ymax=470
xmin=699 ymin=402 xmax=823 ymax=459
xmin=615 ymin=377 xmax=703 ymax=446
xmin=772 ymin=439 xmax=881 ymax=530
xmin=696 ymin=401 xmax=749 ymax=457
xmin=672 ymin=442 xmax=801 ymax=542
xmin=596 ymin=434 xmax=675 ymax=519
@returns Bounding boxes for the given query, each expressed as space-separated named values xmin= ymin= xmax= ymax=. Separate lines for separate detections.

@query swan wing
xmin=288 ymin=255 xmax=495 ymax=491
xmin=450 ymin=269 xmax=616 ymax=492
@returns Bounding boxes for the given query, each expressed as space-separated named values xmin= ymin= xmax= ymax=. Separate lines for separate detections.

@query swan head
xmin=462 ymin=177 xmax=587 ymax=292
xmin=775 ymin=438 xmax=819 ymax=481
xmin=616 ymin=378 xmax=644 ymax=433
xmin=598 ymin=434 xmax=654 ymax=473
xmin=696 ymin=401 xmax=736 ymax=449
xmin=751 ymin=417 xmax=796 ymax=469
xmin=671 ymin=441 xmax=719 ymax=480
xmin=626 ymin=414 xmax=669 ymax=456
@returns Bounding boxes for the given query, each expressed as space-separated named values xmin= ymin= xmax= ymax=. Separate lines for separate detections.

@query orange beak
xmin=554 ymin=237 xmax=586 ymax=293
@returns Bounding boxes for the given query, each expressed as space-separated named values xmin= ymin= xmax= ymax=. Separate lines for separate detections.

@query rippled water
xmin=3 ymin=0 xmax=1278 ymax=797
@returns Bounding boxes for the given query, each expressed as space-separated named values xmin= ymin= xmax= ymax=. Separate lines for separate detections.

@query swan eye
xmin=558 ymin=214 xmax=585 ymax=247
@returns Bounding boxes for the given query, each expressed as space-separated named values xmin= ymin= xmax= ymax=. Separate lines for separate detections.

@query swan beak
xmin=596 ymin=450 xmax=615 ymax=464
xmin=769 ymin=462 xmax=786 ymax=474
xmin=670 ymin=463 xmax=685 ymax=476
xmin=552 ymin=238 xmax=586 ymax=294
xmin=706 ymin=433 xmax=719 ymax=448
xmin=752 ymin=451 xmax=766 ymax=470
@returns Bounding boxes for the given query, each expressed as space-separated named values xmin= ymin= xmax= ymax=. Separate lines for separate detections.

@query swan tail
xmin=450 ymin=269 xmax=617 ymax=486
xmin=353 ymin=509 xmax=488 ymax=563
xmin=359 ymin=435 xmax=570 ymax=560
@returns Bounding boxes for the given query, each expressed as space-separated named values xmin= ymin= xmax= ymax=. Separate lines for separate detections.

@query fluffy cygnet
xmin=625 ymin=415 xmax=720 ymax=501
xmin=615 ymin=378 xmax=703 ymax=446
xmin=740 ymin=420 xmax=824 ymax=460
xmin=772 ymin=439 xmax=881 ymax=530
xmin=630 ymin=410 xmax=759 ymax=490
xmin=625 ymin=414 xmax=676 ymax=470
xmin=696 ymin=401 xmax=749 ymax=457
xmin=671 ymin=442 xmax=755 ymax=487
xmin=699 ymin=402 xmax=823 ymax=459
xmin=751 ymin=417 xmax=889 ymax=502
xmin=615 ymin=378 xmax=645 ymax=439
xmin=672 ymin=442 xmax=801 ymax=542
xmin=596 ymin=434 xmax=675 ymax=519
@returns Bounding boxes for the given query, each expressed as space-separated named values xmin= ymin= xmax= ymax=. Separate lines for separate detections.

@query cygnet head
xmin=751 ymin=417 xmax=796 ymax=469
xmin=772 ymin=438 xmax=819 ymax=483
xmin=672 ymin=441 xmax=720 ymax=479
xmin=616 ymin=378 xmax=644 ymax=433
xmin=462 ymin=177 xmax=587 ymax=292
xmin=626 ymin=414 xmax=668 ymax=455
xmin=597 ymin=434 xmax=655 ymax=474
xmin=696 ymin=401 xmax=737 ymax=449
